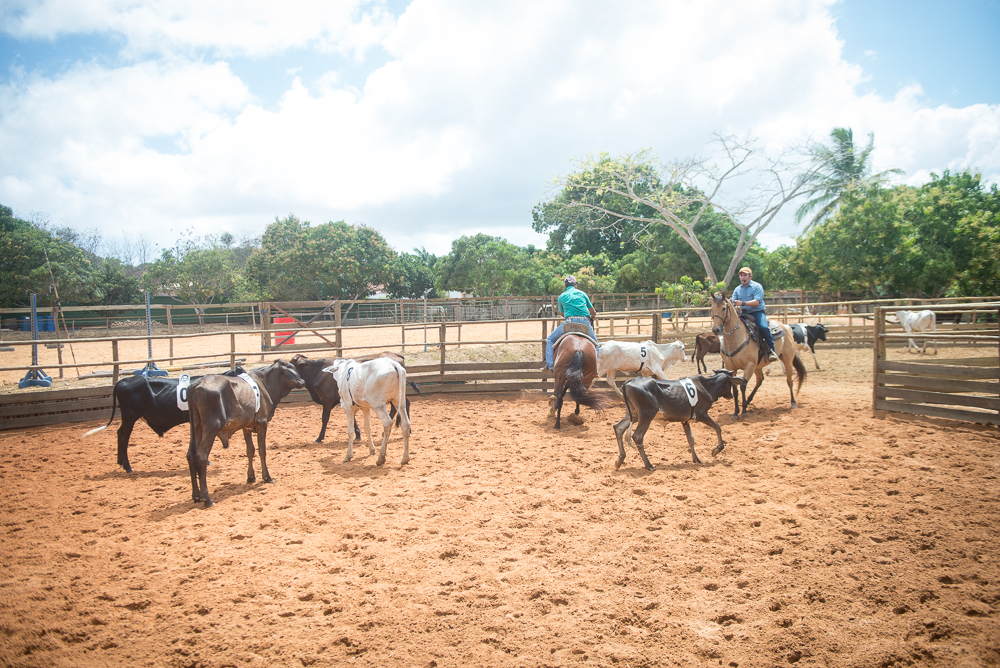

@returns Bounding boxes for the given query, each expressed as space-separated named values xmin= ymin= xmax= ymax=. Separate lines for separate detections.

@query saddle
xmin=553 ymin=322 xmax=599 ymax=352
xmin=736 ymin=312 xmax=784 ymax=365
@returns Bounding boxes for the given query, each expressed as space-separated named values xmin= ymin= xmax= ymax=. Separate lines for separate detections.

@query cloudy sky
xmin=1 ymin=0 xmax=998 ymax=258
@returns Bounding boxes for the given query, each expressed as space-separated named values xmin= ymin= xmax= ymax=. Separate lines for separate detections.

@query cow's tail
xmin=395 ymin=361 xmax=410 ymax=429
xmin=565 ymin=351 xmax=610 ymax=414
xmin=82 ymin=381 xmax=120 ymax=437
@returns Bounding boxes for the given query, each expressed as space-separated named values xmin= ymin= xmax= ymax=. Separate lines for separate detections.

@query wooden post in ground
xmin=261 ymin=302 xmax=272 ymax=358
xmin=112 ymin=339 xmax=120 ymax=385
xmin=653 ymin=313 xmax=661 ymax=344
xmin=230 ymin=333 xmax=236 ymax=369
xmin=169 ymin=336 xmax=174 ymax=365
xmin=52 ymin=305 xmax=64 ymax=379
xmin=541 ymin=319 xmax=548 ymax=362
xmin=334 ymin=300 xmax=342 ymax=358
xmin=439 ymin=322 xmax=446 ymax=384
xmin=872 ymin=307 xmax=885 ymax=412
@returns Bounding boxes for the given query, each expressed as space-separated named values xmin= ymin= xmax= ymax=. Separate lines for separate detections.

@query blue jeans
xmin=545 ymin=317 xmax=599 ymax=369
xmin=746 ymin=310 xmax=775 ymax=352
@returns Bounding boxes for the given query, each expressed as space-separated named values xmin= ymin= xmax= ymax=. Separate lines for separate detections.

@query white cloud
xmin=1 ymin=0 xmax=997 ymax=255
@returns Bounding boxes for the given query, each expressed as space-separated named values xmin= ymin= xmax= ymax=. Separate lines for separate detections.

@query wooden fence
xmin=872 ymin=305 xmax=1000 ymax=426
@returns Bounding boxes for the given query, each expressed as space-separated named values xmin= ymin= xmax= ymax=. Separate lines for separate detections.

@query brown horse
xmin=550 ymin=331 xmax=609 ymax=429
xmin=710 ymin=291 xmax=806 ymax=417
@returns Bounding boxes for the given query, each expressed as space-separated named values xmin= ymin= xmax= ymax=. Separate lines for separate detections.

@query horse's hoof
xmin=644 ymin=464 xmax=654 ymax=471
xmin=203 ymin=499 xmax=214 ymax=508
xmin=263 ymin=476 xmax=275 ymax=484
xmin=247 ymin=475 xmax=256 ymax=484
xmin=711 ymin=445 xmax=724 ymax=457
xmin=314 ymin=437 xmax=324 ymax=444
xmin=376 ymin=457 xmax=386 ymax=467
xmin=123 ymin=466 xmax=133 ymax=474
xmin=400 ymin=457 xmax=409 ymax=466
xmin=342 ymin=455 xmax=352 ymax=464
xmin=731 ymin=413 xmax=740 ymax=420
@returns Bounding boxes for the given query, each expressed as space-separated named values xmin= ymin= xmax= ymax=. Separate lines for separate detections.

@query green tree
xmin=142 ymin=246 xmax=245 ymax=324
xmin=246 ymin=216 xmax=398 ymax=300
xmin=435 ymin=234 xmax=547 ymax=297
xmin=657 ymin=276 xmax=727 ymax=331
xmin=792 ymin=185 xmax=916 ymax=297
xmin=385 ymin=252 xmax=438 ymax=299
xmin=95 ymin=258 xmax=142 ymax=305
xmin=542 ymin=135 xmax=828 ymax=285
xmin=795 ymin=127 xmax=903 ymax=231
xmin=0 ymin=205 xmax=97 ymax=308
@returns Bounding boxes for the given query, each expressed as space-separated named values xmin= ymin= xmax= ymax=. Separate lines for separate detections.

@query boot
xmin=766 ymin=348 xmax=778 ymax=363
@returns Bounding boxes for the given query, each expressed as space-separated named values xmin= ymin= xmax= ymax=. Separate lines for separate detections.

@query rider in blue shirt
xmin=731 ymin=266 xmax=778 ymax=363
xmin=545 ymin=276 xmax=599 ymax=370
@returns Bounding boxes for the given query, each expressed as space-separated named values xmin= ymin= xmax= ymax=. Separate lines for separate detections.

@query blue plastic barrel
xmin=20 ymin=316 xmax=29 ymax=331
xmin=44 ymin=316 xmax=55 ymax=331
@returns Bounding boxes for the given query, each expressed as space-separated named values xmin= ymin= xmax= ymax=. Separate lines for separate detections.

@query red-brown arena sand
xmin=1 ymin=346 xmax=998 ymax=667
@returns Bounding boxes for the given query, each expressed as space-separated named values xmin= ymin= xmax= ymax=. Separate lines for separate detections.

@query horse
xmin=549 ymin=326 xmax=609 ymax=429
xmin=709 ymin=291 xmax=806 ymax=418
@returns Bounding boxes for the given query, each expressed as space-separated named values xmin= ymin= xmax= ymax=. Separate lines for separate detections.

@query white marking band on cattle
xmin=238 ymin=373 xmax=261 ymax=412
xmin=679 ymin=378 xmax=698 ymax=406
xmin=176 ymin=374 xmax=191 ymax=411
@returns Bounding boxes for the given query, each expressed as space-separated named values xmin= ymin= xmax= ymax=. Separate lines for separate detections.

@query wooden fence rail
xmin=872 ymin=306 xmax=1000 ymax=426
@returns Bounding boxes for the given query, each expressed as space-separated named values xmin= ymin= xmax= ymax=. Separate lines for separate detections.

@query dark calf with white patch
xmin=82 ymin=368 xmax=245 ymax=473
xmin=290 ymin=352 xmax=412 ymax=443
xmin=612 ymin=370 xmax=748 ymax=470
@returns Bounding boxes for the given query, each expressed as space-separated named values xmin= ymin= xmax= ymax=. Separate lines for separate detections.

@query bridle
xmin=712 ymin=300 xmax=741 ymax=337
xmin=712 ymin=298 xmax=749 ymax=358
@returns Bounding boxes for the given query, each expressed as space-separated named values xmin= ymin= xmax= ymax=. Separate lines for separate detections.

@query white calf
xmin=596 ymin=340 xmax=686 ymax=398
xmin=896 ymin=310 xmax=937 ymax=354
xmin=325 ymin=357 xmax=411 ymax=466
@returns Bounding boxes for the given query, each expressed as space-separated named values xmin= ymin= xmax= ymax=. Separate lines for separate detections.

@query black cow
xmin=612 ymin=370 xmax=747 ymax=470
xmin=790 ymin=323 xmax=829 ymax=369
xmin=290 ymin=352 xmax=413 ymax=443
xmin=83 ymin=368 xmax=245 ymax=473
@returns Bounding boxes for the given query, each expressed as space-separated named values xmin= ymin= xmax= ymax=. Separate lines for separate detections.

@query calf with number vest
xmin=595 ymin=339 xmax=686 ymax=399
xmin=612 ymin=370 xmax=748 ymax=471
xmin=82 ymin=368 xmax=245 ymax=473
xmin=186 ymin=360 xmax=304 ymax=507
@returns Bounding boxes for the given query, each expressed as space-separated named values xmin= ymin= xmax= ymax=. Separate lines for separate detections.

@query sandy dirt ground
xmin=2 ymin=337 xmax=999 ymax=667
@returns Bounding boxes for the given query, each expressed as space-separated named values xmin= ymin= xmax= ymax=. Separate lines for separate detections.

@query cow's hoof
xmin=263 ymin=476 xmax=275 ymax=484
xmin=342 ymin=455 xmax=352 ymax=463
xmin=615 ymin=458 xmax=624 ymax=470
xmin=644 ymin=464 xmax=654 ymax=471
xmin=400 ymin=457 xmax=409 ymax=466
xmin=314 ymin=437 xmax=324 ymax=444
xmin=731 ymin=413 xmax=740 ymax=420
xmin=222 ymin=443 xmax=228 ymax=449
xmin=203 ymin=499 xmax=214 ymax=508
xmin=376 ymin=457 xmax=386 ymax=467
xmin=711 ymin=445 xmax=724 ymax=457
xmin=122 ymin=465 xmax=133 ymax=473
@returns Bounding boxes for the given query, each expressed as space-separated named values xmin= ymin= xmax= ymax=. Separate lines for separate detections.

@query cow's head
xmin=712 ymin=368 xmax=747 ymax=399
xmin=290 ymin=353 xmax=309 ymax=367
xmin=273 ymin=358 xmax=305 ymax=389
xmin=814 ymin=324 xmax=829 ymax=341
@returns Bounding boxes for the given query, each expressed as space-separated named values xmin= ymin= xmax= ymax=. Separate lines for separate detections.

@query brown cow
xmin=694 ymin=333 xmax=720 ymax=374
xmin=290 ymin=352 xmax=412 ymax=443
xmin=186 ymin=359 xmax=304 ymax=507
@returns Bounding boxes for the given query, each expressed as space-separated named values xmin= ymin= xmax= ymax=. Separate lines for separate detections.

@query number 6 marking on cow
xmin=685 ymin=383 xmax=696 ymax=400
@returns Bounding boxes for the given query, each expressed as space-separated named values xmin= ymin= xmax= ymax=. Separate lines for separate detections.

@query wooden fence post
xmin=334 ymin=300 xmax=343 ymax=358
xmin=653 ymin=313 xmax=661 ymax=344
xmin=230 ymin=333 xmax=236 ymax=369
xmin=112 ymin=339 xmax=120 ymax=385
xmin=872 ymin=307 xmax=884 ymax=411
xmin=541 ymin=319 xmax=548 ymax=362
xmin=440 ymin=322 xmax=447 ymax=384
xmin=166 ymin=305 xmax=173 ymax=333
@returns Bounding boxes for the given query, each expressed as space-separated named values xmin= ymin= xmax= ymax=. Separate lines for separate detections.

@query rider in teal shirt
xmin=545 ymin=276 xmax=599 ymax=370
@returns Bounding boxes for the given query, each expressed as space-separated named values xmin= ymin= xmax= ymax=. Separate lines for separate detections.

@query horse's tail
xmin=83 ymin=380 xmax=120 ymax=437
xmin=792 ymin=354 xmax=807 ymax=394
xmin=565 ymin=351 xmax=610 ymax=414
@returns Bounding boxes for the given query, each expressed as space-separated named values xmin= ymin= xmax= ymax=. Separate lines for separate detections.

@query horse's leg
xmin=783 ymin=347 xmax=797 ymax=408
xmin=742 ymin=366 xmax=765 ymax=413
xmin=681 ymin=421 xmax=701 ymax=464
xmin=553 ymin=374 xmax=566 ymax=429
xmin=244 ymin=429 xmax=256 ymax=483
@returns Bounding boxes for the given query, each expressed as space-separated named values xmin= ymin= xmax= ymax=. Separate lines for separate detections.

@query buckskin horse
xmin=710 ymin=291 xmax=806 ymax=417
xmin=549 ymin=323 xmax=609 ymax=428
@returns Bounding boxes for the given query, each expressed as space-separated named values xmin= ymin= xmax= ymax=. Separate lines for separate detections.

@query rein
xmin=714 ymin=300 xmax=751 ymax=358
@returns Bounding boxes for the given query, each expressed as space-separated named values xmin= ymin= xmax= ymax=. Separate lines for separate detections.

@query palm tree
xmin=795 ymin=128 xmax=903 ymax=232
